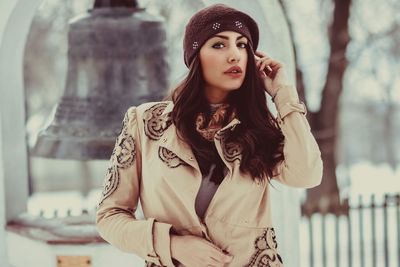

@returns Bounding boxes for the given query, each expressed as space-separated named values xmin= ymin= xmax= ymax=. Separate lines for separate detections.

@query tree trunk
xmin=306 ymin=0 xmax=351 ymax=212
xmin=279 ymin=0 xmax=351 ymax=212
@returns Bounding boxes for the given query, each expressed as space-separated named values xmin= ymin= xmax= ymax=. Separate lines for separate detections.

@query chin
xmin=225 ymin=82 xmax=244 ymax=91
xmin=228 ymin=86 xmax=242 ymax=91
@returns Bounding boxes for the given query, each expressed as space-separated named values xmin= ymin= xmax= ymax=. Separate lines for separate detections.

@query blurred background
xmin=1 ymin=0 xmax=399 ymax=266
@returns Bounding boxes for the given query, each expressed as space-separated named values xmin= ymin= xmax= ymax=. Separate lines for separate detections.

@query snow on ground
xmin=26 ymin=161 xmax=399 ymax=266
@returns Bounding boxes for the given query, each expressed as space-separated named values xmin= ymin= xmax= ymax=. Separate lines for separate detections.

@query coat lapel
xmin=156 ymin=101 xmax=200 ymax=172
xmin=158 ymin=122 xmax=200 ymax=172
xmin=213 ymin=118 xmax=242 ymax=175
xmin=150 ymin=101 xmax=242 ymax=174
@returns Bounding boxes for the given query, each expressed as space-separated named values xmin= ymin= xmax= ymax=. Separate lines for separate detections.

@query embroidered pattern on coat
xmin=98 ymin=110 xmax=137 ymax=206
xmin=98 ymin=165 xmax=120 ymax=206
xmin=158 ymin=147 xmax=188 ymax=168
xmin=112 ymin=133 xmax=136 ymax=168
xmin=144 ymin=262 xmax=161 ymax=267
xmin=223 ymin=141 xmax=242 ymax=163
xmin=214 ymin=127 xmax=230 ymax=141
xmin=245 ymin=227 xmax=283 ymax=267
xmin=143 ymin=102 xmax=172 ymax=140
xmin=214 ymin=126 xmax=242 ymax=164
xmin=144 ymin=260 xmax=181 ymax=267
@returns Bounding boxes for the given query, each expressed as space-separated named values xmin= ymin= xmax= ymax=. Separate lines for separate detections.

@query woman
xmin=96 ymin=4 xmax=323 ymax=267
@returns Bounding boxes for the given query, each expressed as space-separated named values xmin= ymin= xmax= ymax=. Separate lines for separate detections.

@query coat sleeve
xmin=96 ymin=106 xmax=175 ymax=267
xmin=271 ymin=84 xmax=323 ymax=188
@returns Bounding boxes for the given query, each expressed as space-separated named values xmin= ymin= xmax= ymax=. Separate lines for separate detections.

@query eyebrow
xmin=212 ymin=34 xmax=246 ymax=40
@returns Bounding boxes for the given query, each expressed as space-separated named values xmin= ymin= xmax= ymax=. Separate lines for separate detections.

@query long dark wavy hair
xmin=164 ymin=44 xmax=285 ymax=185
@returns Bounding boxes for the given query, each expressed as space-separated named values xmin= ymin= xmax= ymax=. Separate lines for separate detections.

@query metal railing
xmin=300 ymin=193 xmax=400 ymax=267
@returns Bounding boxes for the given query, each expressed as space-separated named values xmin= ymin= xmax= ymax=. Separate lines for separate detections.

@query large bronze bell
xmin=33 ymin=0 xmax=169 ymax=160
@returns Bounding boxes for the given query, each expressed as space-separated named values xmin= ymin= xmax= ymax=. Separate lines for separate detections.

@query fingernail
xmin=225 ymin=256 xmax=233 ymax=262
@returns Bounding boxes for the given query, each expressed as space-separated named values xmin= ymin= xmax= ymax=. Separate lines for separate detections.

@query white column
xmin=0 ymin=120 xmax=8 ymax=267
xmin=1 ymin=2 xmax=19 ymax=265
xmin=0 ymin=0 xmax=42 ymax=265
xmin=0 ymin=0 xmax=42 ymax=220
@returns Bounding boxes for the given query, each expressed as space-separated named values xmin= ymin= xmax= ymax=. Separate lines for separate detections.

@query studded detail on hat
xmin=235 ymin=20 xmax=243 ymax=28
xmin=212 ymin=22 xmax=221 ymax=30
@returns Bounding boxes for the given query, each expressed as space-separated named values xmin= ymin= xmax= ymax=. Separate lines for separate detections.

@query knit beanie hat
xmin=183 ymin=4 xmax=260 ymax=67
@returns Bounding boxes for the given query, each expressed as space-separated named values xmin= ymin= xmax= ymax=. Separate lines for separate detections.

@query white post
xmin=1 ymin=2 xmax=20 ymax=265
xmin=0 ymin=0 xmax=43 ymax=221
xmin=0 ymin=1 xmax=42 ymax=265
xmin=0 ymin=120 xmax=9 ymax=267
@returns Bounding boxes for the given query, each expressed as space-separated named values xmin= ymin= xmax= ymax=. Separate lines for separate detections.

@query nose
xmin=228 ymin=46 xmax=241 ymax=63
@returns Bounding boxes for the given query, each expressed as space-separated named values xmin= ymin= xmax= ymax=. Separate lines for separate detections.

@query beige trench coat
xmin=95 ymin=84 xmax=323 ymax=267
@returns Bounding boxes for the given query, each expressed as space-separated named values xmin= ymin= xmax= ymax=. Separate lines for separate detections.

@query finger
xmin=255 ymin=50 xmax=269 ymax=58
xmin=259 ymin=57 xmax=281 ymax=66
xmin=268 ymin=60 xmax=283 ymax=69
xmin=202 ymin=239 xmax=223 ymax=252
xmin=265 ymin=59 xmax=283 ymax=69
xmin=210 ymin=249 xmax=233 ymax=264
xmin=255 ymin=54 xmax=269 ymax=61
xmin=263 ymin=66 xmax=273 ymax=76
xmin=205 ymin=256 xmax=224 ymax=267
xmin=260 ymin=70 xmax=267 ymax=78
xmin=260 ymin=59 xmax=282 ymax=72
xmin=261 ymin=58 xmax=275 ymax=67
xmin=259 ymin=61 xmax=268 ymax=71
xmin=206 ymin=256 xmax=224 ymax=267
xmin=258 ymin=57 xmax=275 ymax=66
xmin=257 ymin=62 xmax=269 ymax=76
xmin=259 ymin=60 xmax=273 ymax=72
xmin=255 ymin=57 xmax=262 ymax=64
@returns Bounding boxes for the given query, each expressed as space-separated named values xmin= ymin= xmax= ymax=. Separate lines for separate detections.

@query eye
xmin=211 ymin=42 xmax=248 ymax=49
xmin=212 ymin=42 xmax=225 ymax=49
xmin=238 ymin=42 xmax=248 ymax=48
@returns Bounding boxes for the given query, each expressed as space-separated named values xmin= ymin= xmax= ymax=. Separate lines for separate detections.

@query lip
xmin=224 ymin=72 xmax=243 ymax=78
xmin=224 ymin=66 xmax=243 ymax=74
xmin=224 ymin=66 xmax=243 ymax=78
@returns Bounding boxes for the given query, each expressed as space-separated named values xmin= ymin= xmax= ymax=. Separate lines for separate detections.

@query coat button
xmin=189 ymin=156 xmax=194 ymax=161
xmin=163 ymin=137 xmax=167 ymax=143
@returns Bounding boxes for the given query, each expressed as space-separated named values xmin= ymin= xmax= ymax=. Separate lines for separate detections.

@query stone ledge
xmin=6 ymin=213 xmax=105 ymax=245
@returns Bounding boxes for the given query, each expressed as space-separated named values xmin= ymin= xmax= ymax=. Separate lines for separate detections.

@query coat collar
xmin=161 ymin=100 xmax=241 ymax=126
xmin=161 ymin=101 xmax=174 ymax=116
xmin=160 ymin=100 xmax=241 ymax=141
xmin=158 ymin=101 xmax=241 ymax=172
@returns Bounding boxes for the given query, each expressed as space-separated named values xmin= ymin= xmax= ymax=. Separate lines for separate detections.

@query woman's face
xmin=199 ymin=31 xmax=248 ymax=103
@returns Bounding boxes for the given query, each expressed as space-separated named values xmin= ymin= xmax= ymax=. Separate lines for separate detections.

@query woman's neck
xmin=209 ymin=102 xmax=224 ymax=115
xmin=204 ymin=85 xmax=229 ymax=104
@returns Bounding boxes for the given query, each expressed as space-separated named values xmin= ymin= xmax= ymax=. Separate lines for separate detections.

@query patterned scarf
xmin=195 ymin=103 xmax=237 ymax=141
